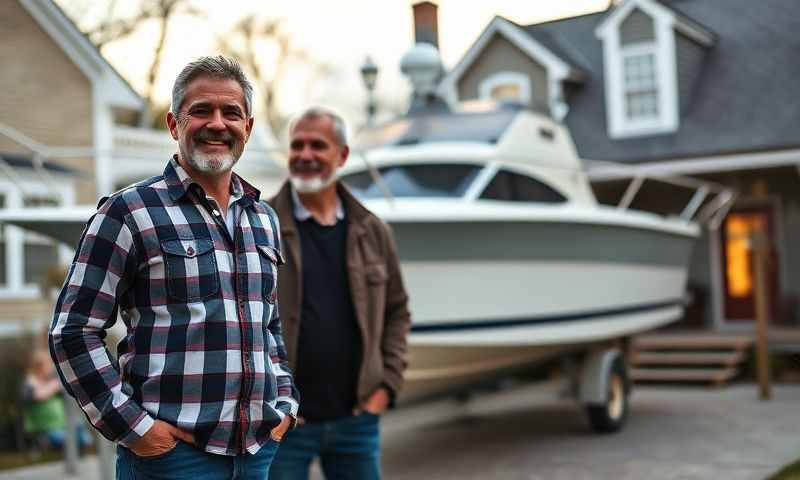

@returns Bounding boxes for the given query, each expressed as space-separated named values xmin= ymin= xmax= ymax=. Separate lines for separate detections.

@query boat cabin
xmin=344 ymin=104 xmax=596 ymax=206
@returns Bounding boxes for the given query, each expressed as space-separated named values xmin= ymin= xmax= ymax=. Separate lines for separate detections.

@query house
xmin=0 ymin=0 xmax=284 ymax=334
xmin=435 ymin=0 xmax=800 ymax=330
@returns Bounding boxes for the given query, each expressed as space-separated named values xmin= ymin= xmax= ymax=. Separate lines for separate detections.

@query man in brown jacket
xmin=268 ymin=107 xmax=411 ymax=480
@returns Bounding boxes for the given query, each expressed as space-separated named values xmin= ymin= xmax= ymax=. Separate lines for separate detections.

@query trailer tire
xmin=586 ymin=356 xmax=628 ymax=434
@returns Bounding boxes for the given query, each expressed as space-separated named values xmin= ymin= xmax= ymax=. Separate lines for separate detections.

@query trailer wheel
xmin=586 ymin=356 xmax=628 ymax=433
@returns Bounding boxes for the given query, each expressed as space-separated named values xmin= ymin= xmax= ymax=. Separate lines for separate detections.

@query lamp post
xmin=360 ymin=55 xmax=379 ymax=126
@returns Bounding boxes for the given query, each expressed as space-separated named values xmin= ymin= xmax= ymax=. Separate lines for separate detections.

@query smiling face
xmin=288 ymin=115 xmax=349 ymax=194
xmin=167 ymin=76 xmax=253 ymax=176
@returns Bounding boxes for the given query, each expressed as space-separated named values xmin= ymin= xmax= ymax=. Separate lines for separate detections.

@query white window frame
xmin=0 ymin=178 xmax=75 ymax=299
xmin=478 ymin=71 xmax=532 ymax=105
xmin=597 ymin=0 xmax=680 ymax=139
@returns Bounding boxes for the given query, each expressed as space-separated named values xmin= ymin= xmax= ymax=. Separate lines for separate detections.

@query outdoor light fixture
xmin=360 ymin=55 xmax=379 ymax=125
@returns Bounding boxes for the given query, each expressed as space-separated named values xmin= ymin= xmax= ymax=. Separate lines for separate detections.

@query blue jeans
xmin=269 ymin=412 xmax=381 ymax=480
xmin=116 ymin=439 xmax=279 ymax=480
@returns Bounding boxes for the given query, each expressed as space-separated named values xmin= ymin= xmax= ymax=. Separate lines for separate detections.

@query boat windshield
xmin=341 ymin=163 xmax=482 ymax=199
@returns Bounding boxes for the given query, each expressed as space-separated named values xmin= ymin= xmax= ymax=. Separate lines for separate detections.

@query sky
xmin=57 ymin=0 xmax=609 ymax=133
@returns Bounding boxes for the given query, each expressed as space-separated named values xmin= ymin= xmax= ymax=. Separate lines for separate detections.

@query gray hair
xmin=171 ymin=56 xmax=254 ymax=117
xmin=289 ymin=107 xmax=348 ymax=146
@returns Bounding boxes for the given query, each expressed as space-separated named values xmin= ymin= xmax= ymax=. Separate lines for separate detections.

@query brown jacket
xmin=268 ymin=181 xmax=411 ymax=407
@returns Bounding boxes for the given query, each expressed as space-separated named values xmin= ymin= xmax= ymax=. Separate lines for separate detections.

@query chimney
xmin=412 ymin=2 xmax=439 ymax=48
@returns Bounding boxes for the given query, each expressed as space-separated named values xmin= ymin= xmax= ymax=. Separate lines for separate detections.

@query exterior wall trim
xmin=586 ymin=148 xmax=800 ymax=181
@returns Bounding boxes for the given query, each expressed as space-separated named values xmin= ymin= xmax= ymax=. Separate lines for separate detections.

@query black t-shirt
xmin=294 ymin=215 xmax=362 ymax=423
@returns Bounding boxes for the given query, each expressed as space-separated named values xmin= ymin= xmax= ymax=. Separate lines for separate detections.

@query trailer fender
xmin=578 ymin=348 xmax=625 ymax=405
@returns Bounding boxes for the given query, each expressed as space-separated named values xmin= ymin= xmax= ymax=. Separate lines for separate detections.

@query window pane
xmin=24 ymin=243 xmax=59 ymax=285
xmin=23 ymin=196 xmax=58 ymax=208
xmin=490 ymin=84 xmax=522 ymax=102
xmin=340 ymin=171 xmax=373 ymax=191
xmin=342 ymin=164 xmax=481 ymax=199
xmin=626 ymin=91 xmax=659 ymax=119
xmin=479 ymin=171 xmax=514 ymax=201
xmin=624 ymin=53 xmax=657 ymax=91
xmin=480 ymin=170 xmax=566 ymax=203
xmin=512 ymin=173 xmax=567 ymax=203
xmin=23 ymin=195 xmax=61 ymax=285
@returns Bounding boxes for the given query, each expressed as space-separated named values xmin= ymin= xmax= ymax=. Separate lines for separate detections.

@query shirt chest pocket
xmin=256 ymin=244 xmax=281 ymax=304
xmin=160 ymin=238 xmax=219 ymax=302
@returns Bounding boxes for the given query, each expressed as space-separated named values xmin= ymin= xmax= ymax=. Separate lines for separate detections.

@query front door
xmin=720 ymin=206 xmax=780 ymax=323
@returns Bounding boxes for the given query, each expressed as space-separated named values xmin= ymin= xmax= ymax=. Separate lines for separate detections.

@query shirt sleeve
xmin=49 ymin=198 xmax=154 ymax=446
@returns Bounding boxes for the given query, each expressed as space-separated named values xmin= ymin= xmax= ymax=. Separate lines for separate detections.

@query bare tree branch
xmin=216 ymin=15 xmax=325 ymax=136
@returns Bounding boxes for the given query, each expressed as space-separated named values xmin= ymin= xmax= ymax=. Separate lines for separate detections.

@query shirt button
xmin=213 ymin=210 xmax=221 ymax=217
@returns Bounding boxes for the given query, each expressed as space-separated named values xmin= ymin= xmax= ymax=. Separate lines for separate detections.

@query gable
xmin=620 ymin=8 xmax=655 ymax=44
xmin=457 ymin=34 xmax=549 ymax=110
xmin=440 ymin=16 xmax=583 ymax=121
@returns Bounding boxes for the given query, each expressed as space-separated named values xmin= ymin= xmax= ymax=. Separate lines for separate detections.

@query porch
xmin=630 ymin=327 xmax=800 ymax=385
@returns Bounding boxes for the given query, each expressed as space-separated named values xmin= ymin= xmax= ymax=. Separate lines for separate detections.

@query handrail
xmin=584 ymin=159 xmax=737 ymax=230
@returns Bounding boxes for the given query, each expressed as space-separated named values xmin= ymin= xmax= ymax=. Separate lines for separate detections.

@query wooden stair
xmin=630 ymin=333 xmax=753 ymax=386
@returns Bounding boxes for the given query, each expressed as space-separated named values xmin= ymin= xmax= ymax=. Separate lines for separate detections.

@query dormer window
xmin=596 ymin=1 xmax=681 ymax=139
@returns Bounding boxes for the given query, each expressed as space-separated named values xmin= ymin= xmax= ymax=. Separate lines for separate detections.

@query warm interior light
xmin=725 ymin=213 xmax=764 ymax=298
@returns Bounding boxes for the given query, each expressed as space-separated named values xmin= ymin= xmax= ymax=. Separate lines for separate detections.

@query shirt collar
xmin=165 ymin=155 xmax=260 ymax=205
xmin=291 ymin=185 xmax=345 ymax=223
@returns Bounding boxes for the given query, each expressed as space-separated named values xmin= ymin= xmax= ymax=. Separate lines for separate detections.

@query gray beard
xmin=180 ymin=141 xmax=239 ymax=174
xmin=290 ymin=172 xmax=338 ymax=193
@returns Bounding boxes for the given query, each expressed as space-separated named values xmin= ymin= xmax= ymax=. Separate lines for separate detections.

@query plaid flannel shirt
xmin=49 ymin=157 xmax=299 ymax=456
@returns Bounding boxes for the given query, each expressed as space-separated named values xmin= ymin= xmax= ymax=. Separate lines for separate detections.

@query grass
xmin=767 ymin=459 xmax=800 ymax=480
xmin=0 ymin=444 xmax=96 ymax=471
xmin=0 ymin=450 xmax=65 ymax=471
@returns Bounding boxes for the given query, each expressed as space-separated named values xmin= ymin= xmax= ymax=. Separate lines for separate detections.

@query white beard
xmin=179 ymin=135 xmax=239 ymax=175
xmin=290 ymin=172 xmax=338 ymax=193
xmin=188 ymin=150 xmax=237 ymax=174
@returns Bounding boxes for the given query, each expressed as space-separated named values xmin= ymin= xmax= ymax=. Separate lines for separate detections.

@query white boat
xmin=341 ymin=104 xmax=708 ymax=403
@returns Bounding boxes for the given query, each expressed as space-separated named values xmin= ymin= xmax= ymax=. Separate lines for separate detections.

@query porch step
xmin=629 ymin=333 xmax=753 ymax=386
xmin=630 ymin=367 xmax=739 ymax=385
xmin=633 ymin=334 xmax=753 ymax=350
xmin=632 ymin=351 xmax=745 ymax=366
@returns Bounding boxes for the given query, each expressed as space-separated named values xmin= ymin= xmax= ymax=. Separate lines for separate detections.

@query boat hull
xmin=385 ymin=218 xmax=697 ymax=402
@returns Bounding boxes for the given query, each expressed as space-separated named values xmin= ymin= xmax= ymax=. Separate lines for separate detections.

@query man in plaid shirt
xmin=49 ymin=56 xmax=298 ymax=479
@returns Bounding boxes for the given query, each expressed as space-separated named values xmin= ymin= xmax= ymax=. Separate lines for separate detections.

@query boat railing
xmin=585 ymin=159 xmax=737 ymax=230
